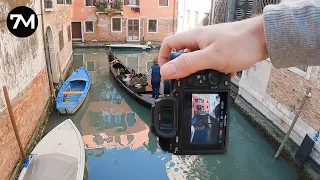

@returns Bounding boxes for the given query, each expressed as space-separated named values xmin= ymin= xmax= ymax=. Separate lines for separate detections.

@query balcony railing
xmin=44 ymin=0 xmax=53 ymax=9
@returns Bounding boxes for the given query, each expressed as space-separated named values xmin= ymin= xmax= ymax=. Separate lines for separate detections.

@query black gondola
xmin=108 ymin=49 xmax=155 ymax=108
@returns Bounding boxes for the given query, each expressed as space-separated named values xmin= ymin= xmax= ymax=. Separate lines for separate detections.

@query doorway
xmin=45 ymin=27 xmax=60 ymax=84
xmin=127 ymin=19 xmax=140 ymax=41
xmin=71 ymin=22 xmax=83 ymax=41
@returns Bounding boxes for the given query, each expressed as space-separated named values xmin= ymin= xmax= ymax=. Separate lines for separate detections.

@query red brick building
xmin=71 ymin=0 xmax=177 ymax=42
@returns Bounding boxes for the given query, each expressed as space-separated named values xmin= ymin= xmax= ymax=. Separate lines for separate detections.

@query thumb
xmin=160 ymin=48 xmax=217 ymax=79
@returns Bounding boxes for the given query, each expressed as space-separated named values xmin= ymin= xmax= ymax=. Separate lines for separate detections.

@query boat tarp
xmin=23 ymin=153 xmax=78 ymax=180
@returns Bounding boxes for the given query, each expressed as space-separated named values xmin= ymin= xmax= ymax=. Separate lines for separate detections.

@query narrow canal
xmin=47 ymin=48 xmax=297 ymax=180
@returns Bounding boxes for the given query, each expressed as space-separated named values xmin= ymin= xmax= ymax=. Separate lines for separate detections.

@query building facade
xmin=0 ymin=0 xmax=73 ymax=179
xmin=71 ymin=0 xmax=177 ymax=42
xmin=176 ymin=0 xmax=211 ymax=33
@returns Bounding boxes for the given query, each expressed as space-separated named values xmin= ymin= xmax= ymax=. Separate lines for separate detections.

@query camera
xmin=151 ymin=50 xmax=231 ymax=155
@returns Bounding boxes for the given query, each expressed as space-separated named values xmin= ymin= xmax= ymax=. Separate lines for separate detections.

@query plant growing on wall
xmin=95 ymin=1 xmax=109 ymax=11
xmin=113 ymin=0 xmax=123 ymax=11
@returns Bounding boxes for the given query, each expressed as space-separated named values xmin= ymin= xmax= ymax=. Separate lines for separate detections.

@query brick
xmin=0 ymin=68 xmax=50 ymax=180
xmin=267 ymin=66 xmax=320 ymax=130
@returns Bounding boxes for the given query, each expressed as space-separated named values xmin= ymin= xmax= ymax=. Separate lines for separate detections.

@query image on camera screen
xmin=190 ymin=94 xmax=221 ymax=144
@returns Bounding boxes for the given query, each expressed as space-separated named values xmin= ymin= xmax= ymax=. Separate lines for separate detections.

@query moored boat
xmin=56 ymin=66 xmax=91 ymax=114
xmin=108 ymin=52 xmax=155 ymax=108
xmin=18 ymin=119 xmax=85 ymax=180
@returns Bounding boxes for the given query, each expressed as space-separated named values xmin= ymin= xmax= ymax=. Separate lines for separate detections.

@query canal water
xmin=47 ymin=48 xmax=297 ymax=180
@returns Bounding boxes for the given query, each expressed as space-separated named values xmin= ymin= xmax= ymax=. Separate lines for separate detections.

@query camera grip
xmin=164 ymin=51 xmax=185 ymax=94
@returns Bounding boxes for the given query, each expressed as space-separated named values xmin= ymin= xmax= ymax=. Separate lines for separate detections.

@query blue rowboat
xmin=56 ymin=67 xmax=91 ymax=114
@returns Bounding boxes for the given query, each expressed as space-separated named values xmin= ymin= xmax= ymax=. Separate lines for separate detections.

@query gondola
xmin=108 ymin=49 xmax=155 ymax=108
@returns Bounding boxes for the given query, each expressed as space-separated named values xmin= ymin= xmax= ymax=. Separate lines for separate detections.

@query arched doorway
xmin=45 ymin=27 xmax=60 ymax=83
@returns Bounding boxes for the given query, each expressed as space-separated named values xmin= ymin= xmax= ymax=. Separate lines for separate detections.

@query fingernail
xmin=161 ymin=63 xmax=176 ymax=77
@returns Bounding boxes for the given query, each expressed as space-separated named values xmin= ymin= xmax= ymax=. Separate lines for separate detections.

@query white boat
xmin=18 ymin=119 xmax=85 ymax=180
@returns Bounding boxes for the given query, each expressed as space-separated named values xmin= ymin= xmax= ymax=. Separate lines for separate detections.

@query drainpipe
xmin=142 ymin=18 xmax=145 ymax=42
xmin=40 ymin=0 xmax=56 ymax=99
xmin=173 ymin=0 xmax=176 ymax=34
xmin=209 ymin=0 xmax=214 ymax=25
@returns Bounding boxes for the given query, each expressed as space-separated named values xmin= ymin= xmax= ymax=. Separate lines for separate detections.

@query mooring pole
xmin=274 ymin=87 xmax=312 ymax=159
xmin=3 ymin=86 xmax=26 ymax=160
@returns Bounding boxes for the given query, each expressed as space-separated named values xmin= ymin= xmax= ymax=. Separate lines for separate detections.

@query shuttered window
xmin=112 ymin=18 xmax=122 ymax=32
xmin=85 ymin=0 xmax=96 ymax=6
xmin=57 ymin=0 xmax=65 ymax=4
xmin=148 ymin=19 xmax=157 ymax=33
xmin=186 ymin=10 xmax=190 ymax=24
xmin=159 ymin=0 xmax=169 ymax=6
xmin=59 ymin=30 xmax=64 ymax=50
xmin=67 ymin=25 xmax=71 ymax=41
xmin=194 ymin=11 xmax=199 ymax=27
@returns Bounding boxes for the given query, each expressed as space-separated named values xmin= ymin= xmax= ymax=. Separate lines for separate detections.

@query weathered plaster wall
xmin=177 ymin=0 xmax=211 ymax=33
xmin=0 ymin=0 xmax=73 ymax=179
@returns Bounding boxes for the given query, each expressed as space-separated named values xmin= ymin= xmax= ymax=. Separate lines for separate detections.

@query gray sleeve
xmin=263 ymin=0 xmax=320 ymax=68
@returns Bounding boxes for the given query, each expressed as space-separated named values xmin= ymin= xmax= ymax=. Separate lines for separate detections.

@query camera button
xmin=174 ymin=91 xmax=180 ymax=97
xmin=198 ymin=79 xmax=203 ymax=84
xmin=196 ymin=75 xmax=201 ymax=79
xmin=224 ymin=80 xmax=229 ymax=86
xmin=187 ymin=76 xmax=196 ymax=86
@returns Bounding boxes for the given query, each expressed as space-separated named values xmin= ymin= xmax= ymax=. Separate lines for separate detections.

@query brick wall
xmin=84 ymin=14 xmax=127 ymax=42
xmin=83 ymin=14 xmax=176 ymax=42
xmin=0 ymin=68 xmax=50 ymax=179
xmin=143 ymin=18 xmax=176 ymax=42
xmin=266 ymin=66 xmax=320 ymax=130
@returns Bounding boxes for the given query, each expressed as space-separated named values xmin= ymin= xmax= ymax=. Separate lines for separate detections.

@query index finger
xmin=158 ymin=29 xmax=201 ymax=67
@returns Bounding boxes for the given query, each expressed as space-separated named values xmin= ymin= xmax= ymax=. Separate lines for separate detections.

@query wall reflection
xmin=81 ymin=97 xmax=150 ymax=150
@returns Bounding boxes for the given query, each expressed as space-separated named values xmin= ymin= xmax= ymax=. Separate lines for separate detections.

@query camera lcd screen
xmin=190 ymin=94 xmax=222 ymax=144
xmin=160 ymin=108 xmax=173 ymax=130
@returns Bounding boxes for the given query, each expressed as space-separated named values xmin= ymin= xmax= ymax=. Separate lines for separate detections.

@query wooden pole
xmin=274 ymin=87 xmax=312 ymax=159
xmin=3 ymin=86 xmax=26 ymax=160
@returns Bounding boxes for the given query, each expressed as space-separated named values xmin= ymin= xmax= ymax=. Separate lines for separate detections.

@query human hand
xmin=158 ymin=15 xmax=268 ymax=79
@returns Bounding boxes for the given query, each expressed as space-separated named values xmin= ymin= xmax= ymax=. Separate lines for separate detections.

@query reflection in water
xmin=47 ymin=48 xmax=298 ymax=180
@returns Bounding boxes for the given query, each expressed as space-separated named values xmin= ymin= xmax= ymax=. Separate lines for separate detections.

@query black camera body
xmin=151 ymin=51 xmax=231 ymax=155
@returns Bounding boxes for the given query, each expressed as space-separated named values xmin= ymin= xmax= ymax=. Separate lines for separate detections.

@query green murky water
xmin=47 ymin=48 xmax=297 ymax=180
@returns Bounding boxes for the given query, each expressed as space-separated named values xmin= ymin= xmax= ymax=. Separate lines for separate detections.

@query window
xmin=85 ymin=0 xmax=95 ymax=6
xmin=67 ymin=25 xmax=71 ymax=41
xmin=57 ymin=0 xmax=65 ymax=4
xmin=66 ymin=0 xmax=72 ymax=4
xmin=112 ymin=17 xmax=122 ymax=32
xmin=86 ymin=61 xmax=95 ymax=71
xmin=44 ymin=0 xmax=53 ymax=9
xmin=186 ymin=10 xmax=190 ymax=24
xmin=148 ymin=19 xmax=157 ymax=33
xmin=159 ymin=0 xmax=169 ymax=6
xmin=296 ymin=66 xmax=308 ymax=72
xmin=287 ymin=66 xmax=312 ymax=80
xmin=124 ymin=0 xmax=139 ymax=6
xmin=203 ymin=13 xmax=209 ymax=26
xmin=194 ymin=11 xmax=199 ymax=27
xmin=85 ymin=21 xmax=94 ymax=33
xmin=59 ymin=30 xmax=64 ymax=50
